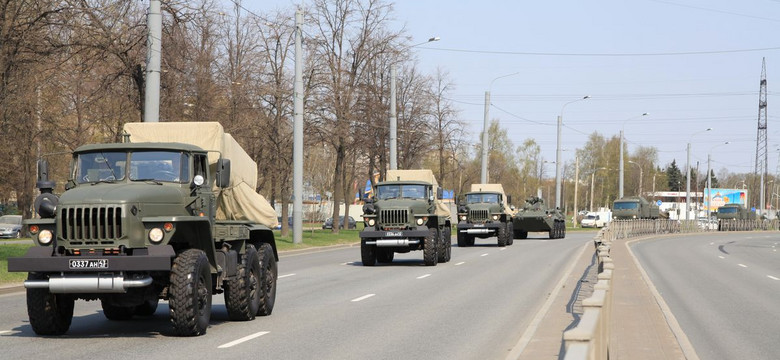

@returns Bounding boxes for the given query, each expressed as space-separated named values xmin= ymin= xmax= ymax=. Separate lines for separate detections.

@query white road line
xmin=416 ymin=274 xmax=431 ymax=279
xmin=218 ymin=331 xmax=270 ymax=348
xmin=718 ymin=256 xmax=725 ymax=259
xmin=278 ymin=273 xmax=296 ymax=279
xmin=709 ymin=242 xmax=714 ymax=245
xmin=500 ymin=248 xmax=507 ymax=251
xmin=0 ymin=330 xmax=11 ymax=335
xmin=768 ymin=275 xmax=780 ymax=281
xmin=351 ymin=294 xmax=375 ymax=302
xmin=738 ymin=264 xmax=748 ymax=268
xmin=481 ymin=253 xmax=489 ymax=257
xmin=455 ymin=262 xmax=465 ymax=266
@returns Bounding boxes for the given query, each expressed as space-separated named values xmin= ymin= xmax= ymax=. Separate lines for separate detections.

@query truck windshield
xmin=376 ymin=184 xmax=427 ymax=200
xmin=76 ymin=151 xmax=127 ymax=183
xmin=466 ymin=194 xmax=499 ymax=204
xmin=718 ymin=207 xmax=738 ymax=214
xmin=129 ymin=151 xmax=189 ymax=183
xmin=613 ymin=202 xmax=639 ymax=210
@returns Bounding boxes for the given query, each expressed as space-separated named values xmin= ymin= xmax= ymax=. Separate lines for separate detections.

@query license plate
xmin=385 ymin=231 xmax=403 ymax=237
xmin=68 ymin=259 xmax=109 ymax=269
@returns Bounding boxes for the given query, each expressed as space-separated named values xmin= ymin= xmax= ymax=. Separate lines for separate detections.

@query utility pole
xmin=389 ymin=64 xmax=398 ymax=170
xmin=292 ymin=8 xmax=304 ymax=244
xmin=481 ymin=90 xmax=490 ymax=183
xmin=573 ymin=156 xmax=579 ymax=227
xmin=755 ymin=58 xmax=768 ymax=215
xmin=144 ymin=0 xmax=162 ymax=122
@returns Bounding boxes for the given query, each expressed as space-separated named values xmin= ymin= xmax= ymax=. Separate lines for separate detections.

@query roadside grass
xmin=0 ymin=242 xmax=34 ymax=284
xmin=274 ymin=225 xmax=363 ymax=251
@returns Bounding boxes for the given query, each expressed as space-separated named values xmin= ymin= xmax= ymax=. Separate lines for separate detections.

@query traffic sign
xmin=656 ymin=200 xmax=662 ymax=206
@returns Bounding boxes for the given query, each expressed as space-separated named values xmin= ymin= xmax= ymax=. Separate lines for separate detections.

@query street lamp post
xmin=555 ymin=96 xmax=589 ymax=209
xmin=706 ymin=141 xmax=729 ymax=220
xmin=619 ymin=113 xmax=648 ymax=198
xmin=481 ymin=72 xmax=520 ymax=183
xmin=628 ymin=160 xmax=643 ymax=196
xmin=686 ymin=128 xmax=712 ymax=220
xmin=589 ymin=167 xmax=608 ymax=212
xmin=389 ymin=36 xmax=439 ymax=170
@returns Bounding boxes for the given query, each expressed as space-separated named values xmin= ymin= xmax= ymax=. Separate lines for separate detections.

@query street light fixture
xmin=686 ymin=127 xmax=712 ymax=220
xmin=555 ymin=95 xmax=590 ymax=209
xmin=619 ymin=113 xmax=649 ymax=198
xmin=627 ymin=160 xmax=643 ymax=196
xmin=390 ymin=36 xmax=440 ymax=170
xmin=481 ymin=71 xmax=521 ymax=183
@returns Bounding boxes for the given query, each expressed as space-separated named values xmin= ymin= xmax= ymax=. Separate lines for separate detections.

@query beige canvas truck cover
xmin=385 ymin=169 xmax=450 ymax=218
xmin=470 ymin=183 xmax=512 ymax=214
xmin=123 ymin=122 xmax=277 ymax=228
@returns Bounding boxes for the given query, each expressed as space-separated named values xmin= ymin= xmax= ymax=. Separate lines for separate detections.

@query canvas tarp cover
xmin=122 ymin=122 xmax=277 ymax=228
xmin=385 ymin=169 xmax=450 ymax=218
xmin=470 ymin=183 xmax=512 ymax=214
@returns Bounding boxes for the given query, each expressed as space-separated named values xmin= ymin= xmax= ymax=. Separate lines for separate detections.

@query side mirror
xmin=437 ymin=187 xmax=443 ymax=200
xmin=216 ymin=158 xmax=231 ymax=189
xmin=507 ymin=195 xmax=512 ymax=204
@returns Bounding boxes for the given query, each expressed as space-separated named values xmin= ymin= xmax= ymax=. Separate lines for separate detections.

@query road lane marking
xmin=341 ymin=262 xmax=357 ymax=265
xmin=278 ymin=273 xmax=296 ymax=279
xmin=768 ymin=275 xmax=780 ymax=281
xmin=416 ymin=274 xmax=431 ymax=279
xmin=500 ymin=248 xmax=507 ymax=251
xmin=218 ymin=331 xmax=270 ymax=348
xmin=718 ymin=256 xmax=725 ymax=259
xmin=455 ymin=262 xmax=465 ymax=266
xmin=0 ymin=330 xmax=11 ymax=335
xmin=481 ymin=253 xmax=489 ymax=257
xmin=710 ymin=242 xmax=714 ymax=245
xmin=738 ymin=264 xmax=747 ymax=268
xmin=351 ymin=294 xmax=375 ymax=302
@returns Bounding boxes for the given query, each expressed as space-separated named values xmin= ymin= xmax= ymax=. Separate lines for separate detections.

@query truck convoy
xmin=513 ymin=195 xmax=566 ymax=239
xmin=359 ymin=169 xmax=452 ymax=266
xmin=9 ymin=122 xmax=278 ymax=336
xmin=612 ymin=196 xmax=659 ymax=220
xmin=456 ymin=183 xmax=514 ymax=247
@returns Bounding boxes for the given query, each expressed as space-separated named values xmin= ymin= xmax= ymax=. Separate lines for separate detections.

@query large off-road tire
xmin=134 ymin=298 xmax=159 ymax=316
xmin=26 ymin=273 xmax=74 ymax=335
xmin=457 ymin=231 xmax=468 ymax=247
xmin=101 ymin=299 xmax=135 ymax=320
xmin=437 ymin=228 xmax=449 ymax=263
xmin=506 ymin=222 xmax=514 ymax=246
xmin=169 ymin=249 xmax=212 ymax=336
xmin=361 ymin=239 xmax=377 ymax=266
xmin=497 ymin=223 xmax=508 ymax=247
xmin=256 ymin=243 xmax=277 ymax=316
xmin=225 ymin=245 xmax=261 ymax=321
xmin=423 ymin=228 xmax=439 ymax=266
xmin=377 ymin=248 xmax=395 ymax=263
xmin=443 ymin=227 xmax=452 ymax=262
xmin=467 ymin=234 xmax=476 ymax=246
xmin=561 ymin=223 xmax=566 ymax=239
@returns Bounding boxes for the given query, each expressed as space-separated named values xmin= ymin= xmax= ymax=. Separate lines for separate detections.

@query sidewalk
xmin=516 ymin=237 xmax=686 ymax=359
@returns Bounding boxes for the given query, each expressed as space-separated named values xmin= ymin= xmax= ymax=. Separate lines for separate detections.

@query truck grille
xmin=380 ymin=209 xmax=409 ymax=226
xmin=469 ymin=209 xmax=489 ymax=222
xmin=60 ymin=206 xmax=124 ymax=244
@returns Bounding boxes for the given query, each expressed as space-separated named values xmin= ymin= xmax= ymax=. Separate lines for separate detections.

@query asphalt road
xmin=0 ymin=232 xmax=590 ymax=360
xmin=632 ymin=232 xmax=780 ymax=360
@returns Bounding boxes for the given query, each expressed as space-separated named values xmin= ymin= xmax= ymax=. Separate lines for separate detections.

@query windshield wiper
xmin=134 ymin=178 xmax=163 ymax=185
xmin=91 ymin=179 xmax=117 ymax=185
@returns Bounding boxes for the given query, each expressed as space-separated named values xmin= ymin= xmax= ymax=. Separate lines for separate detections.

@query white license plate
xmin=385 ymin=231 xmax=403 ymax=237
xmin=68 ymin=259 xmax=109 ymax=269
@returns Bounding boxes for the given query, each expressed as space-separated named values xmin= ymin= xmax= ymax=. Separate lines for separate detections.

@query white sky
xmin=249 ymin=0 xmax=780 ymax=177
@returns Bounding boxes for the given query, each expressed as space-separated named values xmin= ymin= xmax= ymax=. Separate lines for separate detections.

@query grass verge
xmin=0 ymin=242 xmax=34 ymax=284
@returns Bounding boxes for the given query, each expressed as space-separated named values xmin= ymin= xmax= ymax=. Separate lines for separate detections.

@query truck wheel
xmin=561 ymin=223 xmax=566 ymax=238
xmin=361 ymin=239 xmax=377 ymax=266
xmin=225 ymin=245 xmax=261 ymax=321
xmin=101 ymin=299 xmax=135 ymax=320
xmin=443 ymin=227 xmax=452 ymax=262
xmin=169 ymin=249 xmax=212 ymax=336
xmin=256 ymin=243 xmax=277 ymax=316
xmin=467 ymin=234 xmax=476 ymax=246
xmin=437 ymin=228 xmax=449 ymax=263
xmin=457 ymin=231 xmax=468 ymax=247
xmin=423 ymin=228 xmax=439 ymax=266
xmin=377 ymin=248 xmax=394 ymax=263
xmin=497 ymin=224 xmax=507 ymax=247
xmin=26 ymin=272 xmax=74 ymax=335
xmin=506 ymin=223 xmax=514 ymax=245
xmin=134 ymin=298 xmax=159 ymax=316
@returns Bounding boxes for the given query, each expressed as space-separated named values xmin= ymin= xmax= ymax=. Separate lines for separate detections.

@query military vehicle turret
xmin=456 ymin=184 xmax=514 ymax=247
xmin=612 ymin=196 xmax=659 ymax=219
xmin=9 ymin=122 xmax=278 ymax=336
xmin=513 ymin=195 xmax=566 ymax=239
xmin=359 ymin=169 xmax=452 ymax=266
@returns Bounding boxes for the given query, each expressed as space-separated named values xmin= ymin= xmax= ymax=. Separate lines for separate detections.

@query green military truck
xmin=612 ymin=196 xmax=659 ymax=220
xmin=456 ymin=183 xmax=513 ymax=247
xmin=513 ymin=195 xmax=566 ymax=239
xmin=359 ymin=169 xmax=452 ymax=266
xmin=716 ymin=203 xmax=756 ymax=231
xmin=9 ymin=122 xmax=278 ymax=336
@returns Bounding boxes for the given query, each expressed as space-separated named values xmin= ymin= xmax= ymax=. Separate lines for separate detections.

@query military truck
xmin=613 ymin=196 xmax=659 ymax=219
xmin=359 ymin=169 xmax=452 ymax=266
xmin=456 ymin=183 xmax=514 ymax=247
xmin=9 ymin=122 xmax=278 ymax=337
xmin=513 ymin=195 xmax=566 ymax=239
xmin=716 ymin=203 xmax=756 ymax=231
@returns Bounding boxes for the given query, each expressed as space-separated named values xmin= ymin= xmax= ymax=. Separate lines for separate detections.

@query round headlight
xmin=149 ymin=228 xmax=164 ymax=243
xmin=492 ymin=215 xmax=499 ymax=221
xmin=416 ymin=218 xmax=424 ymax=226
xmin=38 ymin=230 xmax=53 ymax=245
xmin=368 ymin=219 xmax=376 ymax=227
xmin=459 ymin=215 xmax=467 ymax=221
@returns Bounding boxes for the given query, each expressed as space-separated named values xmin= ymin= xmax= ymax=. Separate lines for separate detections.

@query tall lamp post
xmin=589 ymin=167 xmax=609 ymax=211
xmin=619 ymin=113 xmax=648 ymax=198
xmin=555 ymin=96 xmax=590 ymax=209
xmin=389 ymin=36 xmax=439 ymax=170
xmin=686 ymin=128 xmax=712 ymax=220
xmin=706 ymin=141 xmax=729 ymax=220
xmin=481 ymin=71 xmax=520 ymax=183
xmin=627 ymin=160 xmax=643 ymax=196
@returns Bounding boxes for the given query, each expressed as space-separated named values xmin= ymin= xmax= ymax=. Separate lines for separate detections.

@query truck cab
xmin=456 ymin=190 xmax=513 ymax=247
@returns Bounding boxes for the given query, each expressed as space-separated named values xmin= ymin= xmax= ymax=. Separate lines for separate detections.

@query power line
xmin=418 ymin=45 xmax=780 ymax=57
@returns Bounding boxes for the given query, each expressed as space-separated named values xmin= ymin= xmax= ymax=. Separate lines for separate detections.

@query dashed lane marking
xmin=416 ymin=274 xmax=431 ymax=279
xmin=351 ymin=294 xmax=375 ymax=302
xmin=0 ymin=330 xmax=11 ymax=335
xmin=278 ymin=273 xmax=296 ymax=279
xmin=768 ymin=275 xmax=780 ymax=281
xmin=455 ymin=262 xmax=465 ymax=266
xmin=218 ymin=331 xmax=270 ymax=348
xmin=738 ymin=264 xmax=748 ymax=268
xmin=718 ymin=256 xmax=725 ymax=259
xmin=481 ymin=253 xmax=489 ymax=257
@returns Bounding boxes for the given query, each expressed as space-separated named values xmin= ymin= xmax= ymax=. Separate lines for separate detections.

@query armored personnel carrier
xmin=513 ymin=195 xmax=566 ymax=239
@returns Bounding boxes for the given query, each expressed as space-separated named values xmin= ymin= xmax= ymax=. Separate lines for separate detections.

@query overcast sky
xmin=251 ymin=0 xmax=780 ymax=179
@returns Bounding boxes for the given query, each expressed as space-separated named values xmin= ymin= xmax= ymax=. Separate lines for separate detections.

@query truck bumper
xmin=457 ymin=222 xmax=501 ymax=234
xmin=359 ymin=229 xmax=429 ymax=247
xmin=7 ymin=245 xmax=175 ymax=273
xmin=24 ymin=273 xmax=154 ymax=294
